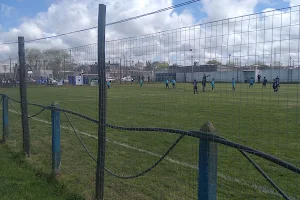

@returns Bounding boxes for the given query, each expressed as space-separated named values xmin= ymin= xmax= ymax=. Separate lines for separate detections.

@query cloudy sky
xmin=0 ymin=0 xmax=299 ymax=66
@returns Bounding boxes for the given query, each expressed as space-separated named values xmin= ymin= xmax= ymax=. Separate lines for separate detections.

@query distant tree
xmin=254 ymin=61 xmax=270 ymax=70
xmin=143 ymin=61 xmax=169 ymax=71
xmin=206 ymin=60 xmax=221 ymax=65
xmin=157 ymin=62 xmax=169 ymax=69
xmin=144 ymin=61 xmax=153 ymax=71
xmin=43 ymin=48 xmax=70 ymax=78
xmin=25 ymin=48 xmax=42 ymax=70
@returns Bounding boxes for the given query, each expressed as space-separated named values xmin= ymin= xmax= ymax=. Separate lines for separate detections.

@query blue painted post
xmin=51 ymin=102 xmax=61 ymax=176
xmin=198 ymin=122 xmax=218 ymax=200
xmin=2 ymin=95 xmax=8 ymax=143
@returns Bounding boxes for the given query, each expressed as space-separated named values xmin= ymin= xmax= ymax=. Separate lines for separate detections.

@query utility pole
xmin=293 ymin=59 xmax=295 ymax=68
xmin=190 ymin=49 xmax=193 ymax=81
xmin=119 ymin=58 xmax=122 ymax=84
xmin=63 ymin=55 xmax=66 ymax=80
xmin=274 ymin=48 xmax=276 ymax=67
xmin=43 ymin=60 xmax=46 ymax=78
xmin=9 ymin=57 xmax=11 ymax=74
xmin=69 ymin=50 xmax=72 ymax=70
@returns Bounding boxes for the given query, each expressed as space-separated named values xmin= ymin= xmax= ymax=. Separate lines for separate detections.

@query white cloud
xmin=0 ymin=0 xmax=196 ymax=59
xmin=0 ymin=4 xmax=15 ymax=17
xmin=290 ymin=0 xmax=300 ymax=6
xmin=201 ymin=0 xmax=259 ymax=21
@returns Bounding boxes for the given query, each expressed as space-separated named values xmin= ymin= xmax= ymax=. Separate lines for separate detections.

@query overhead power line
xmin=0 ymin=0 xmax=200 ymax=45
xmin=106 ymin=0 xmax=200 ymax=26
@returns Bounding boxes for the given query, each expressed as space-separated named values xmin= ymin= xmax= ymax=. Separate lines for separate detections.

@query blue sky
xmin=0 ymin=0 xmax=52 ymax=30
xmin=0 ymin=0 xmax=293 ymax=31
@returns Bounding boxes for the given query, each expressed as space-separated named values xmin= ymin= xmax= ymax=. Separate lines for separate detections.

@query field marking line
xmin=6 ymin=108 xmax=284 ymax=198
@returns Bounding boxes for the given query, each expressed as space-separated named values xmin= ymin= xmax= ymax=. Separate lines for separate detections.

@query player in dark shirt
xmin=273 ymin=79 xmax=278 ymax=92
xmin=193 ymin=79 xmax=198 ymax=94
xmin=262 ymin=77 xmax=267 ymax=88
xmin=257 ymin=74 xmax=261 ymax=83
xmin=202 ymin=73 xmax=210 ymax=92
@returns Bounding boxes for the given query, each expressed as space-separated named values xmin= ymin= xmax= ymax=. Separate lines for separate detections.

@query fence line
xmin=2 ymin=100 xmax=287 ymax=198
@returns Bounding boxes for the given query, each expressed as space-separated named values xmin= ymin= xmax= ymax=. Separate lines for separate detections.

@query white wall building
xmin=175 ymin=68 xmax=300 ymax=83
xmin=31 ymin=69 xmax=53 ymax=79
xmin=0 ymin=64 xmax=11 ymax=74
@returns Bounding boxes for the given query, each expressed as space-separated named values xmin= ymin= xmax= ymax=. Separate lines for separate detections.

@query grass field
xmin=0 ymin=82 xmax=299 ymax=200
xmin=0 ymin=144 xmax=82 ymax=200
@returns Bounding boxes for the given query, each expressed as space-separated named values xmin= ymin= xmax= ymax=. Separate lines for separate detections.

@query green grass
xmin=0 ymin=144 xmax=82 ymax=200
xmin=0 ymin=82 xmax=299 ymax=200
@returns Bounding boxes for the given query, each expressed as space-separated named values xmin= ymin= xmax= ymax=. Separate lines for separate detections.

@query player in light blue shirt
xmin=107 ymin=80 xmax=111 ymax=89
xmin=232 ymin=78 xmax=236 ymax=91
xmin=140 ymin=79 xmax=143 ymax=87
xmin=165 ymin=78 xmax=169 ymax=89
xmin=211 ymin=78 xmax=215 ymax=91
xmin=171 ymin=79 xmax=176 ymax=88
xmin=249 ymin=77 xmax=254 ymax=88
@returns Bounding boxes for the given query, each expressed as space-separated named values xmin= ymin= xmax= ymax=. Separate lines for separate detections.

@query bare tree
xmin=25 ymin=48 xmax=42 ymax=70
xmin=43 ymin=48 xmax=70 ymax=78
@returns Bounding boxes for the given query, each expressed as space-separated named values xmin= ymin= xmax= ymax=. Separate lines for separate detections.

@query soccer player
xmin=262 ymin=77 xmax=267 ymax=88
xmin=193 ymin=79 xmax=198 ymax=94
xmin=211 ymin=78 xmax=215 ymax=91
xmin=107 ymin=80 xmax=111 ymax=89
xmin=140 ymin=79 xmax=143 ymax=87
xmin=202 ymin=73 xmax=210 ymax=92
xmin=249 ymin=77 xmax=254 ymax=88
xmin=275 ymin=76 xmax=280 ymax=87
xmin=165 ymin=78 xmax=169 ymax=89
xmin=273 ymin=79 xmax=278 ymax=92
xmin=172 ymin=79 xmax=176 ymax=88
xmin=232 ymin=78 xmax=236 ymax=91
xmin=257 ymin=74 xmax=261 ymax=83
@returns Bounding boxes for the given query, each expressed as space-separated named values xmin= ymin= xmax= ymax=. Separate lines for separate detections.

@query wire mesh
xmin=0 ymin=3 xmax=299 ymax=200
xmin=102 ymin=5 xmax=300 ymax=200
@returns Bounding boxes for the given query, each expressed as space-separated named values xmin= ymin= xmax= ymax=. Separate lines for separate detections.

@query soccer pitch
xmin=0 ymin=82 xmax=299 ymax=200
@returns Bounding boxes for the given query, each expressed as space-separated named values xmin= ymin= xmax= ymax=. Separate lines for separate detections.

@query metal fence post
xmin=198 ymin=122 xmax=218 ymax=200
xmin=2 ymin=95 xmax=8 ymax=142
xmin=96 ymin=4 xmax=107 ymax=200
xmin=18 ymin=36 xmax=30 ymax=157
xmin=51 ymin=102 xmax=61 ymax=176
